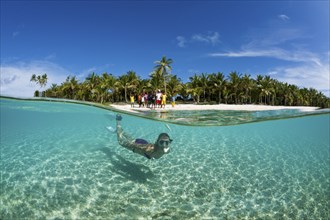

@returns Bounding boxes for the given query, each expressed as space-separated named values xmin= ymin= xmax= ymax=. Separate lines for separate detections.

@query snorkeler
xmin=115 ymin=114 xmax=172 ymax=159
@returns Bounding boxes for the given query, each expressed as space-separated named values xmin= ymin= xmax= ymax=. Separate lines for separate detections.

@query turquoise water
xmin=1 ymin=98 xmax=329 ymax=219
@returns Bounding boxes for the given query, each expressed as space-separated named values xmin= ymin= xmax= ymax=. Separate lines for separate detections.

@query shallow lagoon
xmin=1 ymin=98 xmax=329 ymax=219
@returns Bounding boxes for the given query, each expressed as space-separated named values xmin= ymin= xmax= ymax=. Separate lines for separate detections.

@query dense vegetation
xmin=32 ymin=56 xmax=330 ymax=108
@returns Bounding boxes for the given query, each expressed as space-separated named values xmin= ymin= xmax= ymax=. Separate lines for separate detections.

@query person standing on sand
xmin=130 ymin=94 xmax=135 ymax=108
xmin=147 ymin=92 xmax=152 ymax=108
xmin=137 ymin=93 xmax=142 ymax=107
xmin=156 ymin=90 xmax=162 ymax=108
xmin=171 ymin=96 xmax=176 ymax=107
xmin=151 ymin=92 xmax=156 ymax=109
xmin=141 ymin=93 xmax=145 ymax=107
xmin=115 ymin=114 xmax=172 ymax=159
xmin=144 ymin=93 xmax=148 ymax=108
xmin=161 ymin=91 xmax=167 ymax=108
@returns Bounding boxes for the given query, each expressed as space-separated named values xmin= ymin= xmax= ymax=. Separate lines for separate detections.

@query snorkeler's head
xmin=157 ymin=133 xmax=172 ymax=153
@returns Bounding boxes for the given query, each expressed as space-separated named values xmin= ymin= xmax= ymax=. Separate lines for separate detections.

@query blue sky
xmin=1 ymin=0 xmax=329 ymax=97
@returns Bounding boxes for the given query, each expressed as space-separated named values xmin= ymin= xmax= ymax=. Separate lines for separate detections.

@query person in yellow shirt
xmin=130 ymin=94 xmax=135 ymax=107
xmin=161 ymin=92 xmax=167 ymax=108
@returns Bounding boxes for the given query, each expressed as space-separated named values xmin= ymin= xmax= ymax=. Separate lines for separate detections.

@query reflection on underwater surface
xmin=0 ymin=98 xmax=329 ymax=219
xmin=140 ymin=108 xmax=330 ymax=126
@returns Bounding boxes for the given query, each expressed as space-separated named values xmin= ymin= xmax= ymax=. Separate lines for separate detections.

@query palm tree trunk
xmin=218 ymin=91 xmax=221 ymax=104
xmin=124 ymin=87 xmax=128 ymax=103
xmin=204 ymin=89 xmax=206 ymax=102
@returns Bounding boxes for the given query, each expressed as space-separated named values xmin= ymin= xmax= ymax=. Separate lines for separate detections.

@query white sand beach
xmin=110 ymin=103 xmax=319 ymax=113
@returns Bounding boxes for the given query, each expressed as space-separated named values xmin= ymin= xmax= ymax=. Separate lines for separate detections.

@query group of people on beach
xmin=130 ymin=89 xmax=167 ymax=109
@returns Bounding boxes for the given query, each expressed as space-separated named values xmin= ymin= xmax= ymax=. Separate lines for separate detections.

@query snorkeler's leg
xmin=115 ymin=114 xmax=138 ymax=152
xmin=116 ymin=114 xmax=133 ymax=143
xmin=116 ymin=115 xmax=124 ymax=139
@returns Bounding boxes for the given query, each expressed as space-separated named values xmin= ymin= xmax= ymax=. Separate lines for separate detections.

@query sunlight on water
xmin=1 ymin=98 xmax=329 ymax=219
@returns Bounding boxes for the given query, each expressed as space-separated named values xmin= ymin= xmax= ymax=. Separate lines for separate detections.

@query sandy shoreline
xmin=110 ymin=103 xmax=319 ymax=113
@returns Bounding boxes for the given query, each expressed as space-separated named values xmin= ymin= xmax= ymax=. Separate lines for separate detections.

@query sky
xmin=1 ymin=0 xmax=329 ymax=97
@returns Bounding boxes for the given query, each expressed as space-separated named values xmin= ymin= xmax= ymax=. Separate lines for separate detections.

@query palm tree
xmin=99 ymin=73 xmax=116 ymax=103
xmin=290 ymin=84 xmax=301 ymax=106
xmin=31 ymin=73 xmax=48 ymax=87
xmin=126 ymin=71 xmax=140 ymax=92
xmin=228 ymin=71 xmax=241 ymax=104
xmin=116 ymin=71 xmax=139 ymax=103
xmin=208 ymin=72 xmax=225 ymax=104
xmin=30 ymin=74 xmax=37 ymax=83
xmin=137 ymin=79 xmax=151 ymax=94
xmin=200 ymin=73 xmax=209 ymax=102
xmin=85 ymin=72 xmax=100 ymax=101
xmin=39 ymin=74 xmax=48 ymax=88
xmin=305 ymin=88 xmax=319 ymax=106
xmin=256 ymin=75 xmax=275 ymax=105
xmin=167 ymin=75 xmax=182 ymax=98
xmin=177 ymin=82 xmax=189 ymax=102
xmin=75 ymin=82 xmax=89 ymax=101
xmin=255 ymin=75 xmax=264 ymax=104
xmin=154 ymin=56 xmax=173 ymax=95
xmin=149 ymin=70 xmax=162 ymax=91
xmin=188 ymin=74 xmax=202 ymax=103
xmin=241 ymin=74 xmax=254 ymax=104
xmin=30 ymin=73 xmax=48 ymax=96
xmin=69 ymin=76 xmax=78 ymax=99
xmin=45 ymin=83 xmax=59 ymax=98
xmin=115 ymin=75 xmax=128 ymax=103
xmin=262 ymin=76 xmax=274 ymax=104
xmin=222 ymin=86 xmax=230 ymax=104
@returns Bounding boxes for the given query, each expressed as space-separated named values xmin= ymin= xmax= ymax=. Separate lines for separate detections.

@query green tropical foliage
xmin=154 ymin=56 xmax=173 ymax=95
xmin=30 ymin=73 xmax=48 ymax=97
xmin=30 ymin=73 xmax=48 ymax=88
xmin=37 ymin=57 xmax=329 ymax=108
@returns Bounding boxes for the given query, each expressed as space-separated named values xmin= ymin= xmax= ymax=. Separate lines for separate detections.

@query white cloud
xmin=12 ymin=24 xmax=25 ymax=38
xmin=12 ymin=31 xmax=20 ymax=38
xmin=278 ymin=14 xmax=290 ymax=21
xmin=192 ymin=32 xmax=220 ymax=45
xmin=176 ymin=36 xmax=186 ymax=48
xmin=273 ymin=61 xmax=330 ymax=97
xmin=176 ymin=31 xmax=220 ymax=47
xmin=209 ymin=48 xmax=321 ymax=66
xmin=187 ymin=69 xmax=200 ymax=74
xmin=245 ymin=28 xmax=303 ymax=48
xmin=0 ymin=60 xmax=117 ymax=98
xmin=210 ymin=49 xmax=329 ymax=96
xmin=77 ymin=63 xmax=115 ymax=81
xmin=206 ymin=18 xmax=329 ymax=96
xmin=0 ymin=60 xmax=69 ymax=98
xmin=45 ymin=53 xmax=57 ymax=60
